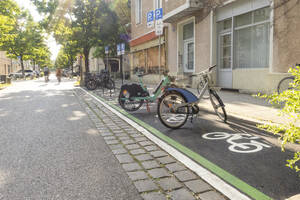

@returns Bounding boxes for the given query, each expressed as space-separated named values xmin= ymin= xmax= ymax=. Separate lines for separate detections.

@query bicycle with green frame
xmin=118 ymin=70 xmax=175 ymax=112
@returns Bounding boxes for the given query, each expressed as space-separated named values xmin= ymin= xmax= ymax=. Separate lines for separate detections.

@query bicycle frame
xmin=170 ymin=75 xmax=210 ymax=111
xmin=165 ymin=65 xmax=223 ymax=112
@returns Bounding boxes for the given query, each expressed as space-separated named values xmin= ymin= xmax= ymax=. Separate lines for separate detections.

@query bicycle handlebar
xmin=189 ymin=65 xmax=216 ymax=77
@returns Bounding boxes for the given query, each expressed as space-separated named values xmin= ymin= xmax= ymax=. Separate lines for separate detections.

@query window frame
xmin=135 ymin=0 xmax=142 ymax=25
xmin=217 ymin=7 xmax=270 ymax=70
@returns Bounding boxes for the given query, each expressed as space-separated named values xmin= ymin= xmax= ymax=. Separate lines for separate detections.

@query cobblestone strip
xmin=74 ymin=88 xmax=227 ymax=200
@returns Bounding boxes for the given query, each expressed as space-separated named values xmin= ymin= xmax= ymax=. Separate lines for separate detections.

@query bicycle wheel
xmin=197 ymin=79 xmax=209 ymax=99
xmin=105 ymin=79 xmax=115 ymax=90
xmin=209 ymin=90 xmax=227 ymax=123
xmin=277 ymin=76 xmax=295 ymax=94
xmin=118 ymin=89 xmax=144 ymax=112
xmin=157 ymin=92 xmax=188 ymax=129
xmin=86 ymin=79 xmax=97 ymax=90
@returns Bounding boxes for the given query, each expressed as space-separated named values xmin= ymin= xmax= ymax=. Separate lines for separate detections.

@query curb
xmin=80 ymin=87 xmax=273 ymax=200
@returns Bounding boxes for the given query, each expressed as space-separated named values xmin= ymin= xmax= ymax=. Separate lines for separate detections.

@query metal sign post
xmin=155 ymin=8 xmax=163 ymax=78
xmin=117 ymin=43 xmax=126 ymax=85
xmin=105 ymin=46 xmax=109 ymax=71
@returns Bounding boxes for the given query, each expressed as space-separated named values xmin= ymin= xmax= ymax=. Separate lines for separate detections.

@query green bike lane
xmin=90 ymin=88 xmax=300 ymax=200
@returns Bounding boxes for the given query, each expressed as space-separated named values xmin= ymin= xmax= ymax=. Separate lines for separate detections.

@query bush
xmin=258 ymin=66 xmax=300 ymax=173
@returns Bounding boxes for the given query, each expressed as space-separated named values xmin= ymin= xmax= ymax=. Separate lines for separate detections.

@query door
xmin=183 ymin=40 xmax=194 ymax=73
xmin=218 ymin=32 xmax=232 ymax=88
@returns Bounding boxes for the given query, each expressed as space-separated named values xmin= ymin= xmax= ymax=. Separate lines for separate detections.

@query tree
xmin=71 ymin=0 xmax=119 ymax=73
xmin=111 ymin=0 xmax=130 ymax=35
xmin=258 ymin=66 xmax=300 ymax=173
xmin=0 ymin=11 xmax=46 ymax=75
xmin=0 ymin=0 xmax=20 ymax=46
xmin=31 ymin=0 xmax=59 ymax=31
xmin=30 ymin=43 xmax=52 ymax=69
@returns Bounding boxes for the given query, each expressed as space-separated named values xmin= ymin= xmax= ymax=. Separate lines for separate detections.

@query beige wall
xmin=0 ymin=51 xmax=12 ymax=75
xmin=232 ymin=69 xmax=291 ymax=94
xmin=131 ymin=0 xmax=155 ymax=40
xmin=163 ymin=0 xmax=186 ymax=14
xmin=272 ymin=0 xmax=300 ymax=73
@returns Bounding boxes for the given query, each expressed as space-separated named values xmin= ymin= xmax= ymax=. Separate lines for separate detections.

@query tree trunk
xmin=71 ymin=57 xmax=74 ymax=73
xmin=20 ymin=56 xmax=24 ymax=77
xmin=83 ymin=48 xmax=90 ymax=73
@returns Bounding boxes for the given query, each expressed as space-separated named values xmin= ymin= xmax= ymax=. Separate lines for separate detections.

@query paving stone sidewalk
xmin=74 ymin=88 xmax=227 ymax=200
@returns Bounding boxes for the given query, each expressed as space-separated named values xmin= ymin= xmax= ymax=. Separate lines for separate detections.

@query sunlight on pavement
xmin=85 ymin=128 xmax=98 ymax=136
xmin=0 ymin=169 xmax=9 ymax=188
xmin=67 ymin=110 xmax=86 ymax=121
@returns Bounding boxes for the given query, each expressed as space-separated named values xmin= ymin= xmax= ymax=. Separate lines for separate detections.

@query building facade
xmin=130 ymin=0 xmax=167 ymax=83
xmin=0 ymin=51 xmax=12 ymax=75
xmin=163 ymin=0 xmax=300 ymax=93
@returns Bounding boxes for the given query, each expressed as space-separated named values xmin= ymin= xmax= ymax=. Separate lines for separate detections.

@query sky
xmin=15 ymin=0 xmax=61 ymax=61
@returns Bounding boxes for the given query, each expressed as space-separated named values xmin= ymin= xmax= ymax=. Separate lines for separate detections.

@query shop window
xmin=234 ymin=7 xmax=270 ymax=68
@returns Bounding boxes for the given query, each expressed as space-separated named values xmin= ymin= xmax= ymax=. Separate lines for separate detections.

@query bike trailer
xmin=166 ymin=88 xmax=198 ymax=103
xmin=120 ymin=84 xmax=149 ymax=97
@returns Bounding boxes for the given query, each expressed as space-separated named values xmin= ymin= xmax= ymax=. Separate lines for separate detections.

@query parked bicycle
xmin=118 ymin=70 xmax=176 ymax=112
xmin=157 ymin=65 xmax=227 ymax=129
xmin=277 ymin=63 xmax=299 ymax=94
xmin=86 ymin=69 xmax=115 ymax=91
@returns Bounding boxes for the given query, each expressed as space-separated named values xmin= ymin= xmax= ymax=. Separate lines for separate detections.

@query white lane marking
xmin=79 ymin=88 xmax=252 ymax=200
xmin=202 ymin=132 xmax=271 ymax=154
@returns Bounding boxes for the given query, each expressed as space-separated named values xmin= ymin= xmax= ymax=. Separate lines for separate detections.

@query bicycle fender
xmin=166 ymin=88 xmax=198 ymax=103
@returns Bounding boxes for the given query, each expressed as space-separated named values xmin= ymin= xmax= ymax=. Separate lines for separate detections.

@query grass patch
xmin=0 ymin=83 xmax=11 ymax=89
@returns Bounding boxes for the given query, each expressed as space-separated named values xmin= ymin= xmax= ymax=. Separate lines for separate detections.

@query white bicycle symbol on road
xmin=202 ymin=132 xmax=271 ymax=153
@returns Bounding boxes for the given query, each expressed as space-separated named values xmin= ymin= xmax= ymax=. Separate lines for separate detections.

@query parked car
xmin=9 ymin=70 xmax=24 ymax=79
xmin=24 ymin=70 xmax=35 ymax=78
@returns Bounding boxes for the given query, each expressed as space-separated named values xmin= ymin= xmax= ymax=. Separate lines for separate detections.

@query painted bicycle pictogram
xmin=202 ymin=132 xmax=271 ymax=153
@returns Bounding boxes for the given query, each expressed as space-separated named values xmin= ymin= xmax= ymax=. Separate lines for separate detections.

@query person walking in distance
xmin=56 ymin=68 xmax=62 ymax=84
xmin=44 ymin=67 xmax=50 ymax=82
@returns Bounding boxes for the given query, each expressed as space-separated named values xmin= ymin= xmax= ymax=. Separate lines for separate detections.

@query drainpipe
xmin=269 ymin=0 xmax=274 ymax=73
xmin=210 ymin=10 xmax=214 ymax=66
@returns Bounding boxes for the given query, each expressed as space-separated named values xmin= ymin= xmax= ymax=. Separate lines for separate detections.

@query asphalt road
xmin=0 ymin=77 xmax=141 ymax=200
xmin=94 ymin=88 xmax=300 ymax=200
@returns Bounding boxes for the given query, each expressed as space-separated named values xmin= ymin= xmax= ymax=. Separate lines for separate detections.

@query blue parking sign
xmin=117 ymin=44 xmax=121 ymax=56
xmin=155 ymin=8 xmax=163 ymax=20
xmin=121 ymin=43 xmax=125 ymax=55
xmin=147 ymin=11 xmax=154 ymax=22
xmin=105 ymin=46 xmax=109 ymax=54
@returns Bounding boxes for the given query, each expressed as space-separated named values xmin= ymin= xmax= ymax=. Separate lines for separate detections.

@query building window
xmin=135 ymin=0 xmax=142 ymax=24
xmin=234 ymin=7 xmax=270 ymax=69
xmin=182 ymin=22 xmax=194 ymax=72
xmin=217 ymin=7 xmax=270 ymax=69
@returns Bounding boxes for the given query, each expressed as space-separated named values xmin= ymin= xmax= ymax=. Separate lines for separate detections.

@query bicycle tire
xmin=157 ymin=91 xmax=188 ymax=129
xmin=105 ymin=79 xmax=115 ymax=90
xmin=277 ymin=76 xmax=295 ymax=94
xmin=86 ymin=79 xmax=97 ymax=90
xmin=118 ymin=88 xmax=144 ymax=112
xmin=209 ymin=90 xmax=227 ymax=123
xmin=197 ymin=80 xmax=210 ymax=99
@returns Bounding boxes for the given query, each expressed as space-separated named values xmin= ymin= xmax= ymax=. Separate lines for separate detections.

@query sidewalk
xmin=74 ymin=88 xmax=247 ymax=200
xmin=113 ymin=79 xmax=289 ymax=125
